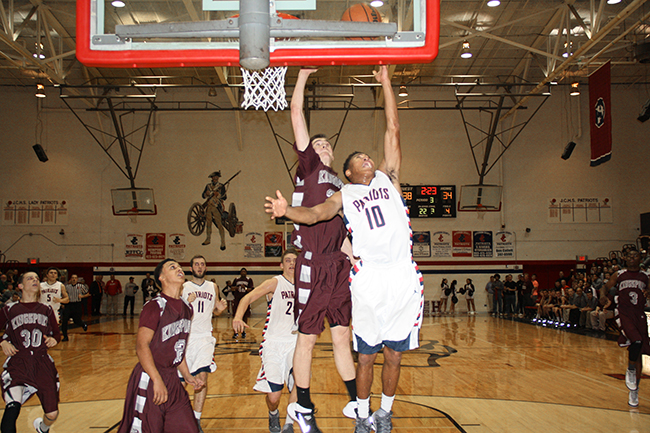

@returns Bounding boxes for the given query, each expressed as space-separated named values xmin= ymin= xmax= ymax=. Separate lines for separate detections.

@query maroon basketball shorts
xmin=118 ymin=364 xmax=198 ymax=433
xmin=1 ymin=353 xmax=60 ymax=413
xmin=617 ymin=311 xmax=650 ymax=355
xmin=295 ymin=250 xmax=352 ymax=335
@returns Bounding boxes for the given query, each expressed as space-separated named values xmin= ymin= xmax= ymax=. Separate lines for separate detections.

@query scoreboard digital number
xmin=401 ymin=185 xmax=456 ymax=218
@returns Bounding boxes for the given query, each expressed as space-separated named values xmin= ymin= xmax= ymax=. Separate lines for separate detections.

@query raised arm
xmin=291 ymin=69 xmax=318 ymax=151
xmin=265 ymin=190 xmax=343 ymax=225
xmin=375 ymin=65 xmax=401 ymax=190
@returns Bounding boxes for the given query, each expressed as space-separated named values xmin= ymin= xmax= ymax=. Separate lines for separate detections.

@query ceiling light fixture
xmin=487 ymin=0 xmax=501 ymax=7
xmin=398 ymin=85 xmax=408 ymax=97
xmin=35 ymin=83 xmax=46 ymax=98
xmin=112 ymin=0 xmax=126 ymax=7
xmin=460 ymin=40 xmax=473 ymax=59
xmin=208 ymin=86 xmax=217 ymax=97
xmin=570 ymin=82 xmax=580 ymax=96
xmin=606 ymin=0 xmax=622 ymax=4
xmin=369 ymin=0 xmax=384 ymax=7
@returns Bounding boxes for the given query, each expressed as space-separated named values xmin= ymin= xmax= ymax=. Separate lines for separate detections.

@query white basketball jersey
xmin=341 ymin=170 xmax=412 ymax=266
xmin=182 ymin=280 xmax=216 ymax=336
xmin=262 ymin=276 xmax=297 ymax=343
xmin=40 ymin=281 xmax=63 ymax=314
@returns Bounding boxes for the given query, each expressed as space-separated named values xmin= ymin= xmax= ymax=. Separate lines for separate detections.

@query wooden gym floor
xmin=1 ymin=313 xmax=648 ymax=432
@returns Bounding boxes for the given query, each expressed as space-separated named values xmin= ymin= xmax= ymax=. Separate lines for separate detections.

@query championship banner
xmin=589 ymin=61 xmax=612 ymax=167
xmin=125 ymin=234 xmax=144 ymax=259
xmin=145 ymin=233 xmax=166 ymax=260
xmin=167 ymin=233 xmax=186 ymax=261
xmin=452 ymin=231 xmax=472 ymax=257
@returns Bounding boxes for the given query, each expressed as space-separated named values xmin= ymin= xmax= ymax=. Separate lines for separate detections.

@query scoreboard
xmin=401 ymin=185 xmax=456 ymax=218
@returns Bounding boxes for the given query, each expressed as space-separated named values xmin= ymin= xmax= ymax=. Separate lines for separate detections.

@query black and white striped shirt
xmin=66 ymin=283 xmax=88 ymax=303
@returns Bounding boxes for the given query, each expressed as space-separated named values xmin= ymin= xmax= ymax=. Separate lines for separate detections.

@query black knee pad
xmin=1 ymin=401 xmax=22 ymax=433
xmin=629 ymin=341 xmax=642 ymax=362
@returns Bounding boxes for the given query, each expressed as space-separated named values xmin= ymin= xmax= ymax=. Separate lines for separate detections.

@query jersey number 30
xmin=20 ymin=328 xmax=43 ymax=349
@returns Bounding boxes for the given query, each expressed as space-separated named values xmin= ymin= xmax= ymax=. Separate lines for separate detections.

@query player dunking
xmin=266 ymin=65 xmax=424 ymax=433
xmin=182 ymin=255 xmax=228 ymax=432
xmin=285 ymin=68 xmax=357 ymax=432
xmin=232 ymin=248 xmax=299 ymax=433
xmin=604 ymin=249 xmax=650 ymax=408
xmin=39 ymin=267 xmax=69 ymax=324
xmin=0 ymin=272 xmax=61 ymax=433
xmin=117 ymin=259 xmax=204 ymax=433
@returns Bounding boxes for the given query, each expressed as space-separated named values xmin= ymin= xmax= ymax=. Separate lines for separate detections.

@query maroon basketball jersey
xmin=291 ymin=143 xmax=346 ymax=253
xmin=0 ymin=302 xmax=60 ymax=356
xmin=615 ymin=270 xmax=649 ymax=316
xmin=139 ymin=294 xmax=193 ymax=369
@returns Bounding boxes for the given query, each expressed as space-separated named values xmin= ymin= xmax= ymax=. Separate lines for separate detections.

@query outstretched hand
xmin=373 ymin=65 xmax=389 ymax=84
xmin=265 ymin=191 xmax=288 ymax=219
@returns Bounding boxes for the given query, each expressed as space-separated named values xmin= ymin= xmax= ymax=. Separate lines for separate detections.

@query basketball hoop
xmin=476 ymin=204 xmax=487 ymax=220
xmin=240 ymin=66 xmax=288 ymax=111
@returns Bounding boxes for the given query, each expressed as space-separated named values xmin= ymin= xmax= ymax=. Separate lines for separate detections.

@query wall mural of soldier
xmin=187 ymin=170 xmax=241 ymax=250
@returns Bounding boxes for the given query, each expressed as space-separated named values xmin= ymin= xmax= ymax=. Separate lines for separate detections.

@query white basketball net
xmin=240 ymin=66 xmax=288 ymax=111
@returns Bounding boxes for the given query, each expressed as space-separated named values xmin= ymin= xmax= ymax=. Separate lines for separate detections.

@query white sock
xmin=269 ymin=409 xmax=279 ymax=415
xmin=357 ymin=397 xmax=370 ymax=418
xmin=380 ymin=393 xmax=395 ymax=413
xmin=194 ymin=410 xmax=202 ymax=420
xmin=285 ymin=414 xmax=293 ymax=425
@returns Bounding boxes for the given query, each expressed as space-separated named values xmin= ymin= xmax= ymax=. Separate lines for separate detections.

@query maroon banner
xmin=588 ymin=61 xmax=612 ymax=167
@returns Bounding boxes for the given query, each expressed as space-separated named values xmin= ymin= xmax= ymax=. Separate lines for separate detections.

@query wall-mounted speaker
xmin=561 ymin=141 xmax=576 ymax=160
xmin=33 ymin=144 xmax=48 ymax=162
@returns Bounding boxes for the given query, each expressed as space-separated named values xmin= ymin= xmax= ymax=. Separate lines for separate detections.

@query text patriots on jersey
xmin=352 ymin=188 xmax=390 ymax=212
xmin=193 ymin=291 xmax=214 ymax=301
xmin=161 ymin=318 xmax=191 ymax=342
xmin=280 ymin=290 xmax=295 ymax=300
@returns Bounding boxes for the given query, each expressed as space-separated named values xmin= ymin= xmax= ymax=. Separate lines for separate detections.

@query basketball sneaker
xmin=354 ymin=416 xmax=374 ymax=433
xmin=343 ymin=400 xmax=358 ymax=419
xmin=287 ymin=402 xmax=321 ymax=433
xmin=269 ymin=411 xmax=281 ymax=433
xmin=629 ymin=389 xmax=639 ymax=408
xmin=33 ymin=417 xmax=47 ymax=433
xmin=197 ymin=418 xmax=204 ymax=433
xmin=281 ymin=423 xmax=294 ymax=433
xmin=626 ymin=368 xmax=638 ymax=391
xmin=372 ymin=408 xmax=392 ymax=433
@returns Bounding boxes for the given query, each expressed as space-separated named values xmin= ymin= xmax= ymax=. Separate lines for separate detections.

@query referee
xmin=61 ymin=274 xmax=90 ymax=342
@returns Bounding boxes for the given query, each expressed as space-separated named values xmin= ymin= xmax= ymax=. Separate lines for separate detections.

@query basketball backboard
xmin=77 ymin=0 xmax=439 ymax=69
xmin=111 ymin=188 xmax=157 ymax=215
xmin=458 ymin=185 xmax=502 ymax=212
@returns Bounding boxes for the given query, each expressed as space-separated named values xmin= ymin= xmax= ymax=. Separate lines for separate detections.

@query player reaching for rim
xmin=266 ymin=65 xmax=424 ymax=433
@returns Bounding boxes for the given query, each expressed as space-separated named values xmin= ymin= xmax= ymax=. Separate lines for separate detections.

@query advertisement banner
xmin=125 ymin=234 xmax=144 ymax=259
xmin=494 ymin=231 xmax=514 ymax=258
xmin=413 ymin=231 xmax=431 ymax=258
xmin=264 ymin=232 xmax=284 ymax=258
xmin=167 ymin=233 xmax=186 ymax=261
xmin=473 ymin=231 xmax=493 ymax=258
xmin=244 ymin=232 xmax=264 ymax=258
xmin=145 ymin=233 xmax=166 ymax=260
xmin=432 ymin=231 xmax=452 ymax=258
xmin=452 ymin=231 xmax=472 ymax=257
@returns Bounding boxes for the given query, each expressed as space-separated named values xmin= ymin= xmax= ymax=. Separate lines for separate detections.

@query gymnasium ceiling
xmin=1 ymin=0 xmax=650 ymax=99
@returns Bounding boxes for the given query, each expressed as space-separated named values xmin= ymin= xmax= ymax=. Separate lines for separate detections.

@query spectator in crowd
xmin=535 ymin=289 xmax=549 ymax=320
xmin=439 ymin=278 xmax=450 ymax=315
xmin=580 ymin=290 xmax=598 ymax=328
xmin=493 ymin=274 xmax=504 ymax=317
xmin=232 ymin=268 xmax=254 ymax=339
xmin=89 ymin=275 xmax=104 ymax=316
xmin=0 ymin=274 xmax=8 ymax=293
xmin=6 ymin=291 xmax=21 ymax=307
xmin=61 ymin=274 xmax=89 ymax=342
xmin=590 ymin=290 xmax=615 ymax=332
xmin=503 ymin=274 xmax=517 ymax=318
xmin=485 ymin=275 xmax=495 ymax=314
xmin=141 ymin=272 xmax=155 ymax=305
xmin=123 ymin=277 xmax=138 ymax=316
xmin=104 ymin=274 xmax=123 ymax=316
xmin=222 ymin=280 xmax=236 ymax=316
